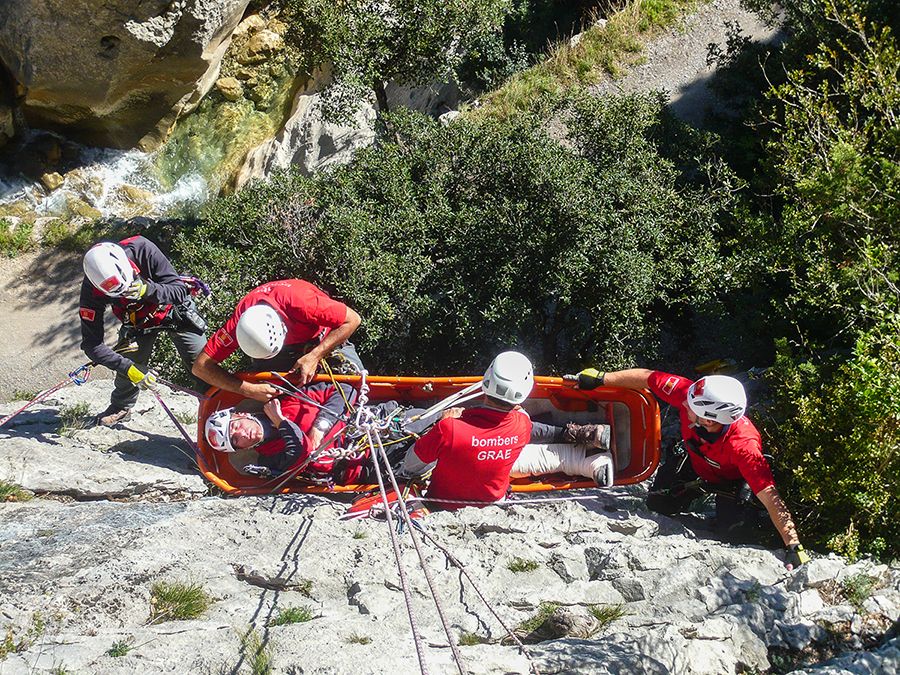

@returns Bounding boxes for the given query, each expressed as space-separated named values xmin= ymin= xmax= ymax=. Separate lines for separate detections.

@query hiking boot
xmin=564 ymin=423 xmax=610 ymax=450
xmin=95 ymin=406 xmax=131 ymax=427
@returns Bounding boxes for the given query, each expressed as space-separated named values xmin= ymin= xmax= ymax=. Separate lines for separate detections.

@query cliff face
xmin=1 ymin=382 xmax=897 ymax=674
xmin=0 ymin=0 xmax=251 ymax=149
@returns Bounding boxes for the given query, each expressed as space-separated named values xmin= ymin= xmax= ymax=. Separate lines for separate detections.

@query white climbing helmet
xmin=83 ymin=242 xmax=134 ymax=296
xmin=482 ymin=351 xmax=534 ymax=405
xmin=236 ymin=304 xmax=287 ymax=359
xmin=205 ymin=408 xmax=236 ymax=452
xmin=687 ymin=375 xmax=747 ymax=425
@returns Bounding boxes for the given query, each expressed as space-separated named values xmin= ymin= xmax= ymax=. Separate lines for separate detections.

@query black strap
xmin=684 ymin=437 xmax=721 ymax=469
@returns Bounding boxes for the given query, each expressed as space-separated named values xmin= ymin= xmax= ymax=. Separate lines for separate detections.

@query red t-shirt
xmin=204 ymin=279 xmax=348 ymax=361
xmin=647 ymin=371 xmax=774 ymax=494
xmin=413 ymin=406 xmax=532 ymax=508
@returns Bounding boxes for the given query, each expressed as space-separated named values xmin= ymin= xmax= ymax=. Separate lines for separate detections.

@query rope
xmin=0 ymin=363 xmax=94 ymax=429
xmin=155 ymin=377 xmax=208 ymax=400
xmin=369 ymin=422 xmax=468 ymax=675
xmin=413 ymin=524 xmax=541 ymax=675
xmin=365 ymin=424 xmax=430 ymax=675
xmin=151 ymin=389 xmax=199 ymax=453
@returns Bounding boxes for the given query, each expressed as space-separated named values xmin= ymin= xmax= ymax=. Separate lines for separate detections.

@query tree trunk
xmin=373 ymin=80 xmax=389 ymax=114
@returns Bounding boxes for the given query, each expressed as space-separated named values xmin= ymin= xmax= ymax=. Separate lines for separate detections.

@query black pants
xmin=647 ymin=448 xmax=766 ymax=539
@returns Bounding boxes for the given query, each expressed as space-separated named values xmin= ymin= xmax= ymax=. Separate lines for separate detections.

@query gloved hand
xmin=122 ymin=279 xmax=148 ymax=301
xmin=126 ymin=365 xmax=158 ymax=391
xmin=575 ymin=368 xmax=606 ymax=390
xmin=785 ymin=543 xmax=810 ymax=571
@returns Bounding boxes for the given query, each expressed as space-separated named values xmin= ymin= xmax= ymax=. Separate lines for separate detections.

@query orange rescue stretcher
xmin=196 ymin=373 xmax=661 ymax=496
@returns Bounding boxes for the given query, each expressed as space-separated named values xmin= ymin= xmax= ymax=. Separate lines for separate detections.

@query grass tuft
xmin=174 ymin=409 xmax=198 ymax=425
xmin=11 ymin=389 xmax=40 ymax=401
xmin=149 ymin=581 xmax=211 ymax=623
xmin=459 ymin=631 xmax=488 ymax=646
xmin=346 ymin=633 xmax=372 ymax=645
xmin=507 ymin=558 xmax=540 ymax=573
xmin=589 ymin=603 xmax=627 ymax=630
xmin=841 ymin=573 xmax=878 ymax=612
xmin=515 ymin=602 xmax=560 ymax=635
xmin=106 ymin=639 xmax=132 ymax=657
xmin=351 ymin=530 xmax=368 ymax=540
xmin=268 ymin=605 xmax=314 ymax=626
xmin=0 ymin=480 xmax=33 ymax=502
xmin=58 ymin=403 xmax=91 ymax=436
xmin=241 ymin=627 xmax=274 ymax=675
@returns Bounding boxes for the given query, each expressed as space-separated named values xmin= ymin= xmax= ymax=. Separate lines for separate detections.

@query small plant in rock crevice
xmin=241 ymin=627 xmax=274 ymax=675
xmin=589 ymin=603 xmax=627 ymax=631
xmin=149 ymin=580 xmax=211 ymax=623
xmin=459 ymin=631 xmax=488 ymax=646
xmin=57 ymin=402 xmax=91 ymax=436
xmin=507 ymin=558 xmax=540 ymax=573
xmin=513 ymin=602 xmax=560 ymax=636
xmin=0 ymin=480 xmax=33 ymax=502
xmin=106 ymin=639 xmax=132 ymax=657
xmin=841 ymin=573 xmax=879 ymax=612
xmin=268 ymin=606 xmax=314 ymax=626
xmin=346 ymin=633 xmax=372 ymax=645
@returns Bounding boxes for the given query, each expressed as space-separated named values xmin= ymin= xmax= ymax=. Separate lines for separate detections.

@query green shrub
xmin=174 ymin=91 xmax=733 ymax=376
xmin=841 ymin=573 xmax=879 ymax=611
xmin=149 ymin=581 xmax=211 ymax=623
xmin=106 ymin=639 xmax=132 ymax=657
xmin=346 ymin=633 xmax=372 ymax=644
xmin=57 ymin=403 xmax=91 ymax=437
xmin=589 ymin=603 xmax=626 ymax=630
xmin=764 ymin=316 xmax=900 ymax=559
xmin=0 ymin=218 xmax=35 ymax=257
xmin=459 ymin=631 xmax=488 ymax=646
xmin=240 ymin=627 xmax=273 ymax=675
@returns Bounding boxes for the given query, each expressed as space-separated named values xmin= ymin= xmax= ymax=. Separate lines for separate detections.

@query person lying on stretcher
xmin=204 ymin=351 xmax=613 ymax=494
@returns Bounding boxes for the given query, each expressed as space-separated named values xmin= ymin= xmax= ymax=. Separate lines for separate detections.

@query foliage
xmin=0 ymin=218 xmax=35 ymax=256
xmin=507 ymin=557 xmax=540 ymax=573
xmin=0 ymin=613 xmax=47 ymax=658
xmin=589 ymin=603 xmax=627 ymax=630
xmin=268 ymin=605 xmax=314 ymax=626
xmin=0 ymin=480 xmax=33 ymax=502
xmin=149 ymin=581 xmax=211 ymax=623
xmin=106 ymin=639 xmax=132 ymax=657
xmin=282 ymin=0 xmax=511 ymax=119
xmin=741 ymin=0 xmax=900 ymax=559
xmin=764 ymin=315 xmax=900 ymax=559
xmin=175 ymin=91 xmax=734 ymax=376
xmin=346 ymin=633 xmax=372 ymax=644
xmin=841 ymin=572 xmax=879 ymax=611
xmin=57 ymin=403 xmax=91 ymax=437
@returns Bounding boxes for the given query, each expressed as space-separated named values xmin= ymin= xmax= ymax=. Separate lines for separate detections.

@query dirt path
xmin=0 ymin=249 xmax=113 ymax=402
xmin=592 ymin=0 xmax=783 ymax=125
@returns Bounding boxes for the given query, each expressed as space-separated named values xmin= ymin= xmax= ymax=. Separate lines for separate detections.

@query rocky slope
xmin=1 ymin=382 xmax=898 ymax=674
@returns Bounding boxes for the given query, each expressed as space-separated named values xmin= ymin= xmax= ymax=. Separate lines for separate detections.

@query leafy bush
xmin=764 ymin=314 xmax=900 ymax=559
xmin=174 ymin=90 xmax=734 ymax=376
xmin=0 ymin=218 xmax=35 ymax=256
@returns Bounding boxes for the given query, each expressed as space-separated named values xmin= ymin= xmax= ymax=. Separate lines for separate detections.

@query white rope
xmin=404 ymin=381 xmax=482 ymax=426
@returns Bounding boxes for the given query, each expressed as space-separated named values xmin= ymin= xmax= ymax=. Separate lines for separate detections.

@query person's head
xmin=481 ymin=351 xmax=534 ymax=408
xmin=82 ymin=242 xmax=134 ymax=296
xmin=685 ymin=375 xmax=747 ymax=431
xmin=235 ymin=304 xmax=287 ymax=359
xmin=205 ymin=408 xmax=266 ymax=452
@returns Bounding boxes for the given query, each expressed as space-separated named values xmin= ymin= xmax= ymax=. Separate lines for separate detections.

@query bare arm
xmin=603 ymin=368 xmax=654 ymax=390
xmin=293 ymin=307 xmax=362 ymax=384
xmin=192 ymin=351 xmax=279 ymax=402
xmin=756 ymin=485 xmax=800 ymax=547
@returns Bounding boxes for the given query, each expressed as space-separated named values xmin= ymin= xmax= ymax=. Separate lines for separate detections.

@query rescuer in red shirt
xmin=193 ymin=279 xmax=362 ymax=402
xmin=575 ymin=367 xmax=809 ymax=569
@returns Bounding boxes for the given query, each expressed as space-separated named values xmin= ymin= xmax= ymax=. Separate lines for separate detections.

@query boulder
xmin=214 ymin=76 xmax=244 ymax=102
xmin=235 ymin=29 xmax=284 ymax=65
xmin=40 ymin=172 xmax=64 ymax=192
xmin=234 ymin=75 xmax=458 ymax=188
xmin=0 ymin=1 xmax=252 ymax=149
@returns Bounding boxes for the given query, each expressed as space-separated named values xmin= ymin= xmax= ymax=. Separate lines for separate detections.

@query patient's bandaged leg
xmin=511 ymin=444 xmax=614 ymax=487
